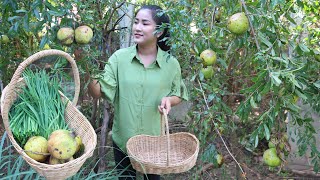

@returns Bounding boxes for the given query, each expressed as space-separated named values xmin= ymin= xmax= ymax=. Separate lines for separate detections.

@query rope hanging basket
xmin=1 ymin=49 xmax=97 ymax=180
xmin=126 ymin=109 xmax=199 ymax=175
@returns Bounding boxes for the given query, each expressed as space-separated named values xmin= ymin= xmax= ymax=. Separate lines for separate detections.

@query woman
xmin=89 ymin=5 xmax=188 ymax=180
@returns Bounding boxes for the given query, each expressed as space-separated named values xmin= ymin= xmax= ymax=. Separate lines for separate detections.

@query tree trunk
xmin=98 ymin=101 xmax=110 ymax=172
xmin=118 ymin=4 xmax=134 ymax=48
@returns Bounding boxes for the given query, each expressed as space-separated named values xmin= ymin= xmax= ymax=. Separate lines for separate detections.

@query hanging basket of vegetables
xmin=1 ymin=49 xmax=97 ymax=180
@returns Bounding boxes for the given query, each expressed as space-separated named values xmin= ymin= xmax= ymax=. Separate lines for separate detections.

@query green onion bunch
xmin=9 ymin=69 xmax=68 ymax=146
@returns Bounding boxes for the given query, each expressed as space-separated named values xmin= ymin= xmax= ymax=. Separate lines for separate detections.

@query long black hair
xmin=136 ymin=5 xmax=171 ymax=51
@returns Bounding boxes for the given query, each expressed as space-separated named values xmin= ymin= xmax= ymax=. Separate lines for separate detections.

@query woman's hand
xmin=158 ymin=97 xmax=172 ymax=115
xmin=88 ymin=79 xmax=102 ymax=98
xmin=158 ymin=96 xmax=182 ymax=114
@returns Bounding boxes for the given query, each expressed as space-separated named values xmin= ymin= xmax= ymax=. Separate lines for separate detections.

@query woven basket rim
xmin=127 ymin=132 xmax=198 ymax=141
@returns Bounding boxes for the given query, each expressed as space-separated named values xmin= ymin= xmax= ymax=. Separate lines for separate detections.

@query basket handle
xmin=7 ymin=49 xmax=80 ymax=106
xmin=161 ymin=108 xmax=170 ymax=166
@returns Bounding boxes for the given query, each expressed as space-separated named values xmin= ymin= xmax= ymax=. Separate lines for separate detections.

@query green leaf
xmin=295 ymin=89 xmax=307 ymax=100
xmin=16 ymin=9 xmax=27 ymax=13
xmin=313 ymin=80 xmax=320 ymax=89
xmin=23 ymin=15 xmax=29 ymax=31
xmin=285 ymin=14 xmax=296 ymax=25
xmin=261 ymin=80 xmax=271 ymax=95
xmin=258 ymin=32 xmax=273 ymax=47
xmin=292 ymin=78 xmax=302 ymax=89
xmin=33 ymin=9 xmax=40 ymax=19
xmin=8 ymin=16 xmax=22 ymax=22
xmin=271 ymin=56 xmax=288 ymax=64
xmin=39 ymin=35 xmax=48 ymax=48
xmin=201 ymin=144 xmax=220 ymax=166
xmin=298 ymin=43 xmax=310 ymax=53
xmin=264 ymin=124 xmax=270 ymax=140
xmin=207 ymin=94 xmax=215 ymax=103
xmin=270 ymin=72 xmax=282 ymax=86
xmin=254 ymin=135 xmax=259 ymax=148
xmin=47 ymin=10 xmax=66 ymax=16
xmin=296 ymin=0 xmax=304 ymax=8
xmin=13 ymin=22 xmax=19 ymax=32
xmin=218 ymin=58 xmax=228 ymax=69
xmin=250 ymin=96 xmax=258 ymax=108
xmin=219 ymin=28 xmax=224 ymax=37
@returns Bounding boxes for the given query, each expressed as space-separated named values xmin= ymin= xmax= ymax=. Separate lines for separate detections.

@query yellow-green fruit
xmin=227 ymin=12 xmax=249 ymax=35
xmin=279 ymin=143 xmax=285 ymax=150
xmin=268 ymin=137 xmax=278 ymax=148
xmin=268 ymin=141 xmax=276 ymax=148
xmin=50 ymin=129 xmax=70 ymax=136
xmin=49 ymin=155 xmax=66 ymax=165
xmin=215 ymin=153 xmax=224 ymax=167
xmin=0 ymin=35 xmax=9 ymax=44
xmin=43 ymin=44 xmax=51 ymax=50
xmin=48 ymin=129 xmax=77 ymax=160
xmin=88 ymin=24 xmax=95 ymax=29
xmin=38 ymin=28 xmax=47 ymax=38
xmin=201 ymin=66 xmax=214 ymax=79
xmin=75 ymin=25 xmax=93 ymax=44
xmin=190 ymin=48 xmax=196 ymax=55
xmin=67 ymin=156 xmax=74 ymax=161
xmin=200 ymin=49 xmax=217 ymax=66
xmin=75 ymin=136 xmax=83 ymax=153
xmin=292 ymin=95 xmax=299 ymax=104
xmin=282 ymin=133 xmax=288 ymax=141
xmin=24 ymin=136 xmax=49 ymax=162
xmin=263 ymin=148 xmax=281 ymax=167
xmin=315 ymin=54 xmax=320 ymax=62
xmin=218 ymin=126 xmax=225 ymax=134
xmin=57 ymin=27 xmax=74 ymax=45
xmin=48 ymin=0 xmax=58 ymax=6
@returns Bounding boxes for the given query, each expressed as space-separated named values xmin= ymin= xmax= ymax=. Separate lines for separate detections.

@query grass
xmin=0 ymin=131 xmax=126 ymax=180
xmin=0 ymin=132 xmax=38 ymax=179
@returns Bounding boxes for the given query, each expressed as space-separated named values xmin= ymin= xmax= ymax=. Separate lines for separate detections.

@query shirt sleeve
xmin=168 ymin=65 xmax=189 ymax=101
xmin=98 ymin=54 xmax=118 ymax=104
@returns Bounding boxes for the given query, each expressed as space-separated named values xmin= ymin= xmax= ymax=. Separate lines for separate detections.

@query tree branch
xmin=96 ymin=0 xmax=103 ymax=20
xmin=98 ymin=101 xmax=110 ymax=172
xmin=197 ymin=79 xmax=247 ymax=179
xmin=240 ymin=0 xmax=260 ymax=50
xmin=104 ymin=1 xmax=126 ymax=33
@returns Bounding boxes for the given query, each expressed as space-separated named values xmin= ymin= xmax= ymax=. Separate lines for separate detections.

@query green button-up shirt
xmin=99 ymin=45 xmax=189 ymax=152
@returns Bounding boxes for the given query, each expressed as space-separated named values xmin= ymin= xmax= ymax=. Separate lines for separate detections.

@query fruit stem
xmin=239 ymin=0 xmax=260 ymax=50
xmin=197 ymin=79 xmax=247 ymax=179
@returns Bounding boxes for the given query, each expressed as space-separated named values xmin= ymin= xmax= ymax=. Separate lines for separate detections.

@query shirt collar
xmin=129 ymin=45 xmax=166 ymax=68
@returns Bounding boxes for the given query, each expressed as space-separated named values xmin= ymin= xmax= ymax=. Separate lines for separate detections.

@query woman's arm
xmin=88 ymin=79 xmax=102 ymax=98
xmin=158 ymin=96 xmax=182 ymax=114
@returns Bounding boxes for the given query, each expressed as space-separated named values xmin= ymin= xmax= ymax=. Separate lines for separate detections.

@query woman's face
xmin=132 ymin=9 xmax=159 ymax=47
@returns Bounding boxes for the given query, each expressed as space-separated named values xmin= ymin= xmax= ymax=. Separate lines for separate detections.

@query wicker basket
xmin=1 ymin=50 xmax=97 ymax=180
xmin=126 ymin=109 xmax=199 ymax=175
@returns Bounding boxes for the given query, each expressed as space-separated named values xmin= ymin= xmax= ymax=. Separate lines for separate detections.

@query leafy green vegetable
xmin=9 ymin=69 xmax=68 ymax=146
